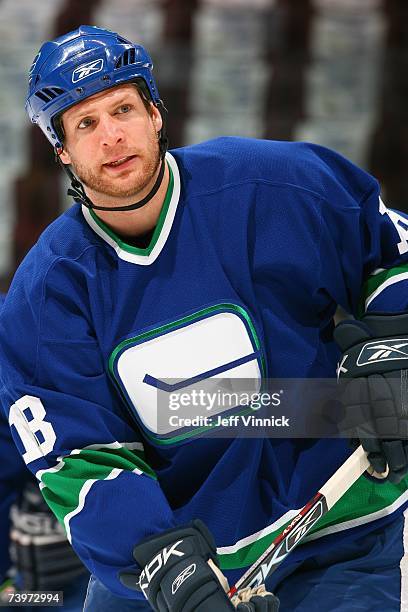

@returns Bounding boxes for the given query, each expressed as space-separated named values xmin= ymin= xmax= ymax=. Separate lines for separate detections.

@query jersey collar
xmin=81 ymin=152 xmax=180 ymax=265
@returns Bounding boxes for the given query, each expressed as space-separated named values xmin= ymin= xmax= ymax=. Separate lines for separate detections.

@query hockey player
xmin=0 ymin=25 xmax=408 ymax=611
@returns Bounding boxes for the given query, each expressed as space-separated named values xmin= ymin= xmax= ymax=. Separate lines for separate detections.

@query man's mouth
xmin=104 ymin=155 xmax=136 ymax=168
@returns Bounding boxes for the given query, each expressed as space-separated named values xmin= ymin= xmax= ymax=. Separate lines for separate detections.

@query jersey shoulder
xmin=6 ymin=206 xmax=100 ymax=310
xmin=36 ymin=204 xmax=101 ymax=262
xmin=171 ymin=136 xmax=378 ymax=205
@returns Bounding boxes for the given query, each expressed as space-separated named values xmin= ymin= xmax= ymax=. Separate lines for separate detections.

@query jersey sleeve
xmin=249 ymin=142 xmax=408 ymax=339
xmin=319 ymin=192 xmax=408 ymax=317
xmin=357 ymin=208 xmax=408 ymax=314
xmin=0 ymin=255 xmax=176 ymax=598
xmin=299 ymin=144 xmax=408 ymax=317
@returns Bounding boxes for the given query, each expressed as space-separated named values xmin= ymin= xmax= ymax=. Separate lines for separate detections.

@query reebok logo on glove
xmin=139 ymin=540 xmax=185 ymax=596
xmin=171 ymin=563 xmax=196 ymax=594
xmin=357 ymin=340 xmax=408 ymax=366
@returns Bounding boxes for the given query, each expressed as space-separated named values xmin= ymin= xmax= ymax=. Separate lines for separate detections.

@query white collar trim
xmin=81 ymin=152 xmax=180 ymax=266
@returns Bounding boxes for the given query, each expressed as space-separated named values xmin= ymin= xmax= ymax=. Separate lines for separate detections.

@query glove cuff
xmin=132 ymin=520 xmax=218 ymax=569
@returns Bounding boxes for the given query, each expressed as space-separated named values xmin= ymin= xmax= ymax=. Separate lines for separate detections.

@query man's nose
xmin=99 ymin=114 xmax=124 ymax=147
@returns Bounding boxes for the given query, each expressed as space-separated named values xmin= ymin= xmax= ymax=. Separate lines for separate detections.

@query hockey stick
xmin=228 ymin=445 xmax=372 ymax=597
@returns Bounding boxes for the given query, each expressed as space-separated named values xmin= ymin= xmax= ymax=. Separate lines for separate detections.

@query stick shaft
xmin=228 ymin=445 xmax=369 ymax=597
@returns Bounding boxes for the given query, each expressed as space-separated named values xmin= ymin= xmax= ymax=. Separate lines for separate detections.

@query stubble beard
xmin=69 ymin=128 xmax=161 ymax=201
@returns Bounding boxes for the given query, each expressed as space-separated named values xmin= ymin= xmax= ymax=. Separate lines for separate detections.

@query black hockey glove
xmin=334 ymin=312 xmax=408 ymax=484
xmin=10 ymin=481 xmax=87 ymax=590
xmin=119 ymin=520 xmax=279 ymax=611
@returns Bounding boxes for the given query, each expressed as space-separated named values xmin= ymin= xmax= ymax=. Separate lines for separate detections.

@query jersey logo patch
xmin=357 ymin=339 xmax=408 ymax=366
xmin=110 ymin=305 xmax=263 ymax=440
xmin=72 ymin=59 xmax=104 ymax=83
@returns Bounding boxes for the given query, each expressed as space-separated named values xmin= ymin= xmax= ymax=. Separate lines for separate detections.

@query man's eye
xmin=78 ymin=118 xmax=93 ymax=129
xmin=118 ymin=104 xmax=131 ymax=114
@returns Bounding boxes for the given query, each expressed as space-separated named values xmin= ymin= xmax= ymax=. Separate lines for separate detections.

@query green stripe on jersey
xmin=358 ymin=263 xmax=408 ymax=316
xmin=218 ymin=474 xmax=408 ymax=570
xmin=40 ymin=445 xmax=156 ymax=528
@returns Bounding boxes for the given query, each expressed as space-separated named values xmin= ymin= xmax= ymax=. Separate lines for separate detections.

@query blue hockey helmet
xmin=25 ymin=25 xmax=165 ymax=150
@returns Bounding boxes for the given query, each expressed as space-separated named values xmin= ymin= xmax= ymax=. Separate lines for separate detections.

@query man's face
xmin=59 ymin=84 xmax=162 ymax=203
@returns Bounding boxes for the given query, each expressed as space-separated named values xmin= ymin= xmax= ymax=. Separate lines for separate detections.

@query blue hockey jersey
xmin=1 ymin=137 xmax=408 ymax=598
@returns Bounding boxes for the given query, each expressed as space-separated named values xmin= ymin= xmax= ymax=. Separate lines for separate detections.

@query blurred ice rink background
xmin=0 ymin=0 xmax=406 ymax=286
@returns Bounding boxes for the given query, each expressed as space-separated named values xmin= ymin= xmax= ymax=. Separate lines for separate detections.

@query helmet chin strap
xmin=56 ymin=153 xmax=166 ymax=212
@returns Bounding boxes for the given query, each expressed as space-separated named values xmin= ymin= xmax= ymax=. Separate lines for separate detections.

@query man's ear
xmin=58 ymin=148 xmax=71 ymax=165
xmin=151 ymin=105 xmax=163 ymax=133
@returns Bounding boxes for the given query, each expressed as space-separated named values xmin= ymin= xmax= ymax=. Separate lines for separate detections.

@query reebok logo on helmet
xmin=72 ymin=59 xmax=104 ymax=83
